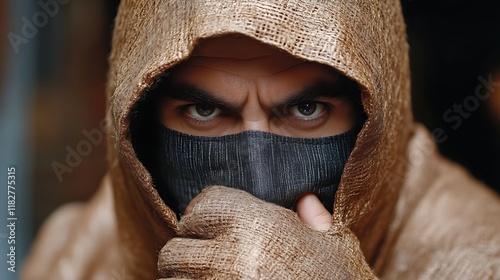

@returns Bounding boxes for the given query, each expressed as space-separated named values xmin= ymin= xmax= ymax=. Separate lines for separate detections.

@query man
xmin=135 ymin=34 xmax=364 ymax=220
xmin=23 ymin=1 xmax=500 ymax=279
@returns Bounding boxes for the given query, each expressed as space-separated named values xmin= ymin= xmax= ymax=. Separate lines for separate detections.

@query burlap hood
xmin=21 ymin=1 xmax=500 ymax=279
xmin=107 ymin=0 xmax=412 ymax=277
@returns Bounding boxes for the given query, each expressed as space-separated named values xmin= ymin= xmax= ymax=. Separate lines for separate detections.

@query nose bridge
xmin=239 ymin=83 xmax=274 ymax=132
xmin=241 ymin=119 xmax=271 ymax=132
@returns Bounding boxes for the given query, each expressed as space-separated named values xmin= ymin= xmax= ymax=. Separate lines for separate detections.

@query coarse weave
xmin=21 ymin=0 xmax=500 ymax=279
xmin=107 ymin=1 xmax=411 ymax=276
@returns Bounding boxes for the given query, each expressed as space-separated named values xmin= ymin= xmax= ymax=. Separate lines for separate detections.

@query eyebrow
xmin=160 ymin=81 xmax=352 ymax=113
xmin=280 ymin=82 xmax=350 ymax=108
xmin=162 ymin=83 xmax=239 ymax=114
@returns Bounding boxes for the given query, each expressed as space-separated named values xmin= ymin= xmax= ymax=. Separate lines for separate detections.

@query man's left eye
xmin=186 ymin=104 xmax=221 ymax=119
xmin=289 ymin=102 xmax=325 ymax=117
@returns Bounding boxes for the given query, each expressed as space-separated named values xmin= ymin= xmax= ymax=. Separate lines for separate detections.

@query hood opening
xmin=129 ymin=42 xmax=366 ymax=218
xmin=107 ymin=2 xmax=411 ymax=274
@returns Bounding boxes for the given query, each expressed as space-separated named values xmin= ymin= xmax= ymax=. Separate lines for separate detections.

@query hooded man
xmin=23 ymin=1 xmax=500 ymax=279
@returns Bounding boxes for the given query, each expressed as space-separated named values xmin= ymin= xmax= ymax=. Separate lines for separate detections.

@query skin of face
xmin=158 ymin=35 xmax=359 ymax=230
xmin=159 ymin=35 xmax=357 ymax=138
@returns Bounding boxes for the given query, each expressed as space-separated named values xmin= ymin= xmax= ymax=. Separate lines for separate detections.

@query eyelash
xmin=180 ymin=104 xmax=220 ymax=125
xmin=178 ymin=101 xmax=333 ymax=125
xmin=284 ymin=102 xmax=331 ymax=120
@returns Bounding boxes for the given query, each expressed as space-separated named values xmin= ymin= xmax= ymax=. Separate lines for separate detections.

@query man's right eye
xmin=186 ymin=104 xmax=221 ymax=119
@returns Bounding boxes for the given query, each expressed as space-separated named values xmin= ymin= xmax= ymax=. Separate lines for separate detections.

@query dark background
xmin=402 ymin=0 xmax=500 ymax=192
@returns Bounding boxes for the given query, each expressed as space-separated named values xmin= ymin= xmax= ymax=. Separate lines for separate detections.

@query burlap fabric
xmin=158 ymin=186 xmax=376 ymax=279
xmin=106 ymin=0 xmax=411 ymax=276
xmin=22 ymin=0 xmax=500 ymax=279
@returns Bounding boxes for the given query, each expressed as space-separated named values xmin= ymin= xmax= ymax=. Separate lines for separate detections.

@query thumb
xmin=296 ymin=193 xmax=332 ymax=231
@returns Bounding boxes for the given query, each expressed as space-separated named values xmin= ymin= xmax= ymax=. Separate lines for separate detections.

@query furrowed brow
xmin=279 ymin=82 xmax=350 ymax=108
xmin=162 ymin=83 xmax=239 ymax=113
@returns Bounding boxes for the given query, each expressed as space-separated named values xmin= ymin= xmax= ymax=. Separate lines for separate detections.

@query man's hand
xmin=158 ymin=186 xmax=377 ymax=279
xmin=186 ymin=191 xmax=332 ymax=231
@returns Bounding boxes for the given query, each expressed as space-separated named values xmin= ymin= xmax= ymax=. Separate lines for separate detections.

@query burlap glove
xmin=158 ymin=186 xmax=377 ymax=279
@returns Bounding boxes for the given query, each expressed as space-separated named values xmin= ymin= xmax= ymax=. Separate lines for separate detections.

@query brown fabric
xmin=22 ymin=1 xmax=500 ymax=279
xmin=158 ymin=186 xmax=376 ymax=279
xmin=106 ymin=1 xmax=411 ymax=276
xmin=22 ymin=176 xmax=125 ymax=280
xmin=376 ymin=125 xmax=500 ymax=279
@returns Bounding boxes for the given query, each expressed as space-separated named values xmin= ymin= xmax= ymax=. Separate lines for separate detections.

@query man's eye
xmin=289 ymin=102 xmax=325 ymax=117
xmin=186 ymin=104 xmax=221 ymax=119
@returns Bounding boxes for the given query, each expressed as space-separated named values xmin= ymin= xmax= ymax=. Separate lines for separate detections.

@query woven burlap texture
xmin=158 ymin=186 xmax=376 ymax=279
xmin=107 ymin=0 xmax=410 ymax=277
xmin=21 ymin=0 xmax=500 ymax=279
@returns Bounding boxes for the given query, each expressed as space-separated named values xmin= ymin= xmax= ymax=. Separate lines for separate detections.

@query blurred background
xmin=0 ymin=0 xmax=499 ymax=278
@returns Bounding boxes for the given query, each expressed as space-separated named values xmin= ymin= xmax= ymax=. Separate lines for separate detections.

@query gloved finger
xmin=296 ymin=193 xmax=333 ymax=231
xmin=158 ymin=237 xmax=214 ymax=278
xmin=184 ymin=185 xmax=263 ymax=215
xmin=178 ymin=185 xmax=276 ymax=238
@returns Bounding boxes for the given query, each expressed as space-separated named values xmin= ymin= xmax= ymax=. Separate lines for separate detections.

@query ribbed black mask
xmin=156 ymin=127 xmax=358 ymax=215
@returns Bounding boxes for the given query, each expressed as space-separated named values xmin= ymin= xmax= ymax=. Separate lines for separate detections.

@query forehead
xmin=178 ymin=35 xmax=340 ymax=82
xmin=191 ymin=35 xmax=286 ymax=59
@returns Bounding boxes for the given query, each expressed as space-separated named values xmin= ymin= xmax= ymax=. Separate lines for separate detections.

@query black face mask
xmin=156 ymin=127 xmax=358 ymax=215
